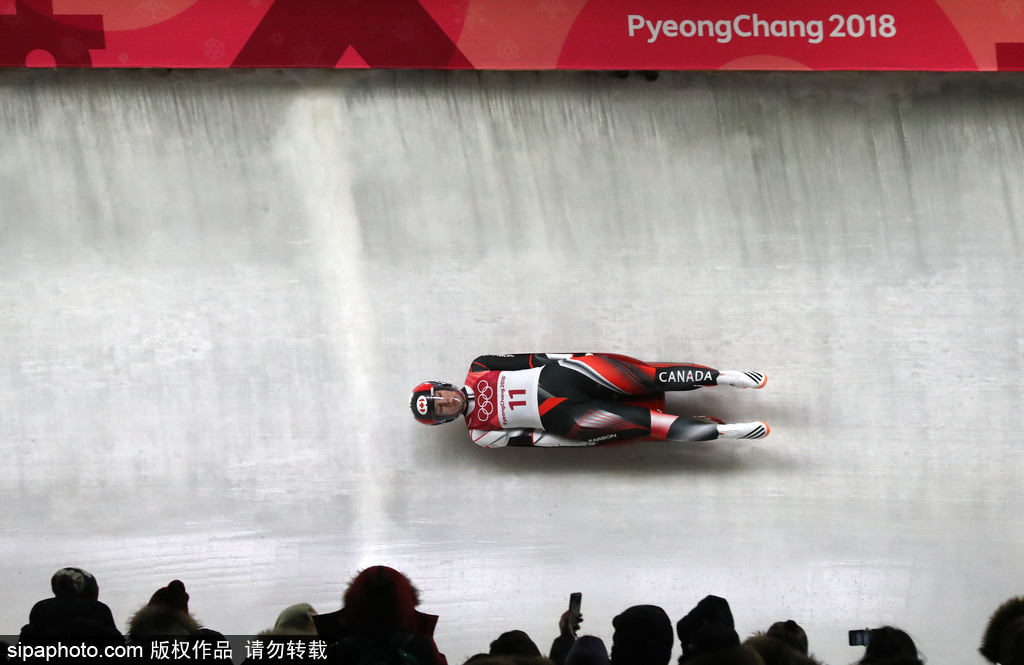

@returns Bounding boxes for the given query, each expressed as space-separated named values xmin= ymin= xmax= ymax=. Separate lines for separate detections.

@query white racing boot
xmin=717 ymin=370 xmax=767 ymax=389
xmin=717 ymin=421 xmax=770 ymax=440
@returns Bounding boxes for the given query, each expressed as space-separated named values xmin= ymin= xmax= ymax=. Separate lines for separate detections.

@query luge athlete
xmin=410 ymin=353 xmax=768 ymax=447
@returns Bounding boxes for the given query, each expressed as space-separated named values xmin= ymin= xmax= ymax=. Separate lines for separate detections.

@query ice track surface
xmin=2 ymin=69 xmax=1023 ymax=665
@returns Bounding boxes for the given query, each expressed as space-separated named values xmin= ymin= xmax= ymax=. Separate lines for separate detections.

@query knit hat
xmin=148 ymin=580 xmax=190 ymax=614
xmin=490 ymin=630 xmax=542 ymax=657
xmin=766 ymin=620 xmax=809 ymax=655
xmin=51 ymin=567 xmax=99 ymax=600
xmin=273 ymin=603 xmax=319 ymax=635
xmin=566 ymin=635 xmax=611 ymax=665
xmin=677 ymin=596 xmax=734 ymax=637
xmin=677 ymin=596 xmax=739 ymax=662
xmin=611 ymin=605 xmax=674 ymax=665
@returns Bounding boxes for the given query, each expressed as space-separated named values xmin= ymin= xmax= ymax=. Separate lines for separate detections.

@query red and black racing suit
xmin=462 ymin=353 xmax=721 ymax=447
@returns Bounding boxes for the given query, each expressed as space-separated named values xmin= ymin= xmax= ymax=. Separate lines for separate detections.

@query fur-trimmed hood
xmin=344 ymin=565 xmax=420 ymax=632
xmin=127 ymin=603 xmax=201 ymax=637
xmin=743 ymin=633 xmax=823 ymax=665
xmin=980 ymin=597 xmax=1024 ymax=665
xmin=312 ymin=566 xmax=447 ymax=665
xmin=683 ymin=645 xmax=765 ymax=665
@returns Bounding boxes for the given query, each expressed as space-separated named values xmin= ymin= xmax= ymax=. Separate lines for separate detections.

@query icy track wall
xmin=3 ymin=68 xmax=1024 ymax=663
xmin=2 ymin=0 xmax=1024 ymax=70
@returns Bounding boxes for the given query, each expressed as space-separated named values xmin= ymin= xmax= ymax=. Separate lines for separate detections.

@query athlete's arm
xmin=469 ymin=353 xmax=591 ymax=372
xmin=470 ymin=428 xmax=536 ymax=448
xmin=470 ymin=429 xmax=599 ymax=448
xmin=530 ymin=432 xmax=600 ymax=447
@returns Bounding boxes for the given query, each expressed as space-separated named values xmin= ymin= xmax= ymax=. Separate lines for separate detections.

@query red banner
xmin=1 ymin=0 xmax=1023 ymax=70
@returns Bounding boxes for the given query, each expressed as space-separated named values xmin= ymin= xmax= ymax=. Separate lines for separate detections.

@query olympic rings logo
xmin=475 ymin=380 xmax=494 ymax=418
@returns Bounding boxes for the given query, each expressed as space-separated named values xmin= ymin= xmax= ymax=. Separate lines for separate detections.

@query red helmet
xmin=409 ymin=381 xmax=463 ymax=425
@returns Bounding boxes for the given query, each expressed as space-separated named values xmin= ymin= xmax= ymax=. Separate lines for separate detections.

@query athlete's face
xmin=433 ymin=389 xmax=466 ymax=417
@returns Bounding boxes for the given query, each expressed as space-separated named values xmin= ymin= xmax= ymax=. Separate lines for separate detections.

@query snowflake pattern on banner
xmin=293 ymin=40 xmax=324 ymax=67
xmin=497 ymin=38 xmax=519 ymax=63
xmin=461 ymin=2 xmax=487 ymax=30
xmin=203 ymin=38 xmax=226 ymax=61
xmin=536 ymin=0 xmax=569 ymax=15
xmin=136 ymin=0 xmax=172 ymax=20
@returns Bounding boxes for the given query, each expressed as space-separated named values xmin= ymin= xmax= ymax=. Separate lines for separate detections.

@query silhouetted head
xmin=51 ymin=567 xmax=99 ymax=601
xmin=677 ymin=595 xmax=738 ymax=663
xmin=490 ymin=630 xmax=541 ymax=657
xmin=566 ymin=635 xmax=610 ymax=665
xmin=981 ymin=597 xmax=1024 ymax=665
xmin=611 ymin=605 xmax=673 ymax=665
xmin=342 ymin=565 xmax=421 ymax=637
xmin=860 ymin=626 xmax=919 ymax=665
xmin=766 ymin=620 xmax=808 ymax=655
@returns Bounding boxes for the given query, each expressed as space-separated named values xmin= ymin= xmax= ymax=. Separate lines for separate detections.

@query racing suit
xmin=462 ymin=353 xmax=721 ymax=447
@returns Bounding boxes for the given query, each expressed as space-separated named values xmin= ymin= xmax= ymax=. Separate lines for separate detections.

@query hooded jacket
xmin=980 ymin=597 xmax=1024 ymax=665
xmin=743 ymin=633 xmax=822 ymax=665
xmin=312 ymin=566 xmax=447 ymax=665
xmin=19 ymin=568 xmax=121 ymax=641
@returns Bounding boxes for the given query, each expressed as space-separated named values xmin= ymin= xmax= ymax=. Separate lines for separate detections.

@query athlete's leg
xmin=549 ymin=353 xmax=719 ymax=396
xmin=539 ymin=399 xmax=719 ymax=445
xmin=716 ymin=421 xmax=770 ymax=439
xmin=715 ymin=370 xmax=768 ymax=389
xmin=535 ymin=361 xmax=769 ymax=444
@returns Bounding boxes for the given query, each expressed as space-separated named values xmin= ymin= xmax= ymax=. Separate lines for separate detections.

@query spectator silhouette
xmin=127 ymin=580 xmax=201 ymax=636
xmin=981 ymin=597 xmax=1024 ymax=665
xmin=466 ymin=635 xmax=556 ymax=665
xmin=676 ymin=596 xmax=761 ymax=665
xmin=19 ymin=567 xmax=122 ymax=643
xmin=126 ymin=579 xmax=229 ymax=663
xmin=461 ymin=628 xmax=553 ymax=665
xmin=550 ymin=608 xmax=583 ymax=665
xmin=856 ymin=626 xmax=922 ymax=665
xmin=312 ymin=565 xmax=446 ymax=665
xmin=258 ymin=602 xmax=319 ymax=636
xmin=610 ymin=605 xmax=674 ymax=665
xmin=465 ymin=655 xmax=555 ymax=665
xmin=240 ymin=603 xmax=321 ymax=665
xmin=547 ymin=605 xmax=609 ymax=665
xmin=566 ymin=636 xmax=610 ymax=665
xmin=743 ymin=620 xmax=822 ymax=665
xmin=490 ymin=630 xmax=543 ymax=658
